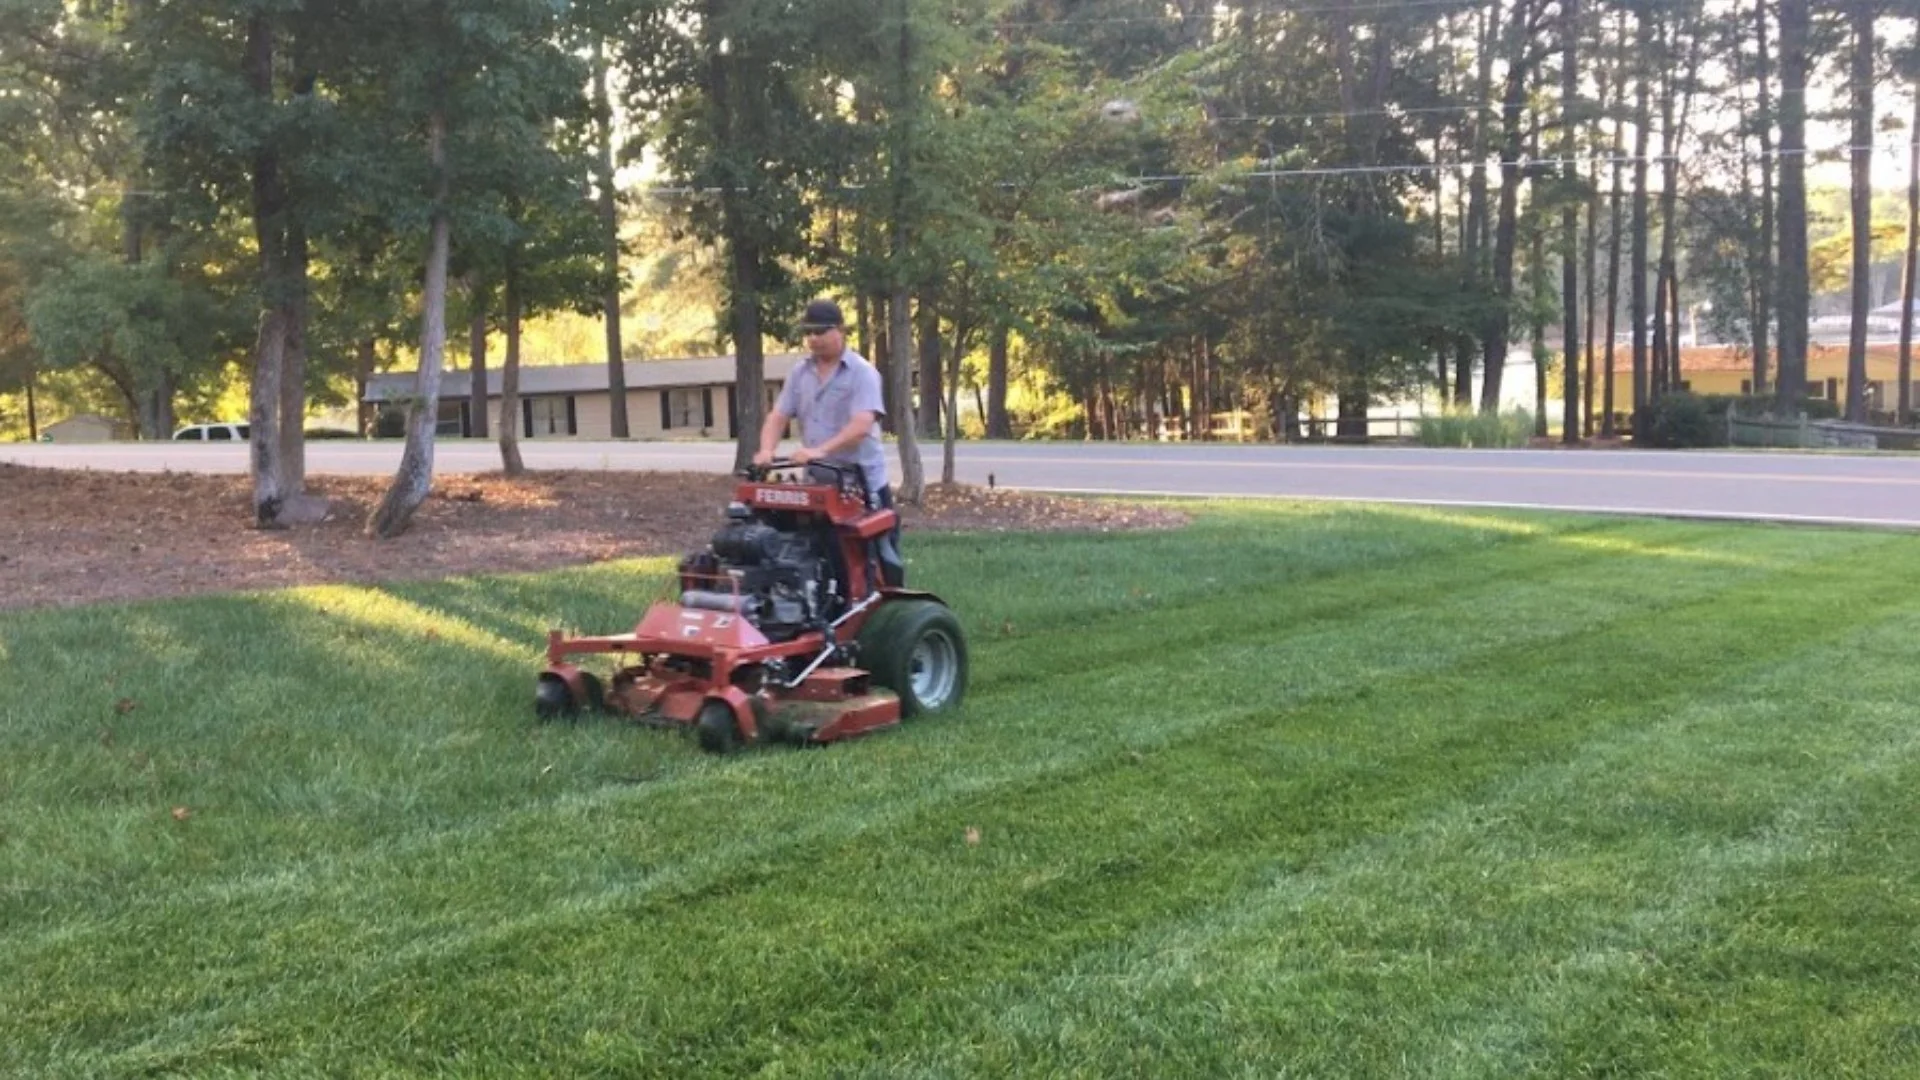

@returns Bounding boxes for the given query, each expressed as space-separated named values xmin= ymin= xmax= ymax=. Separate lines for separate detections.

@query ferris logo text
xmin=755 ymin=488 xmax=813 ymax=507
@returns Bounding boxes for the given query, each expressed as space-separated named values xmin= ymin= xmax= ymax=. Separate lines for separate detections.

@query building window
xmin=1806 ymin=380 xmax=1827 ymax=400
xmin=522 ymin=396 xmax=575 ymax=437
xmin=662 ymin=387 xmax=715 ymax=430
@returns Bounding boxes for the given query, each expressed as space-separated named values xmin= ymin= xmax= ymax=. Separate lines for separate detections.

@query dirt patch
xmin=0 ymin=463 xmax=1186 ymax=612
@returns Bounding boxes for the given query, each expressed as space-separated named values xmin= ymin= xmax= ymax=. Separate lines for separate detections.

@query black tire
xmin=534 ymin=674 xmax=573 ymax=720
xmin=857 ymin=600 xmax=968 ymax=718
xmin=534 ymin=671 xmax=602 ymax=721
xmin=694 ymin=700 xmax=742 ymax=754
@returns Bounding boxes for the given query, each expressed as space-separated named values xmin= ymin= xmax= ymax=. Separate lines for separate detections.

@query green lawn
xmin=4 ymin=501 xmax=1920 ymax=1078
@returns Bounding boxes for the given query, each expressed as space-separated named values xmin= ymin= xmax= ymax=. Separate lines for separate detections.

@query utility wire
xmin=636 ymin=141 xmax=1920 ymax=197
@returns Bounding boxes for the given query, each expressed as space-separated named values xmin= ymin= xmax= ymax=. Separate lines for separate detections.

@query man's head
xmin=799 ymin=298 xmax=845 ymax=362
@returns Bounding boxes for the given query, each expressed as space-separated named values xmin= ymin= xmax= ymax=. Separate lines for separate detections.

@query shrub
xmin=372 ymin=406 xmax=408 ymax=439
xmin=1415 ymin=407 xmax=1534 ymax=448
xmin=1637 ymin=392 xmax=1724 ymax=449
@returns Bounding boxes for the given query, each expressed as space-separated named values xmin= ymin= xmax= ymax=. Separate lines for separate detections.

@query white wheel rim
xmin=908 ymin=629 xmax=958 ymax=708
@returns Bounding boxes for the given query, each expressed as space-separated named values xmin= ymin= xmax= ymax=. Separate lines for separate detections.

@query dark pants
xmin=869 ymin=483 xmax=905 ymax=586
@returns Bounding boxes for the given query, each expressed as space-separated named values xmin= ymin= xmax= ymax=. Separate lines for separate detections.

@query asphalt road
xmin=5 ymin=439 xmax=1916 ymax=529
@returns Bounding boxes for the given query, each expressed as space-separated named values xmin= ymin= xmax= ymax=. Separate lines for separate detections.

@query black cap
xmin=799 ymin=298 xmax=845 ymax=331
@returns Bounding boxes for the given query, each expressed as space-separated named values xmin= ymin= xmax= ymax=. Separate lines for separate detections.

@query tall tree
xmin=1752 ymin=0 xmax=1777 ymax=397
xmin=1561 ymin=0 xmax=1580 ymax=444
xmin=1774 ymin=0 xmax=1811 ymax=414
xmin=1480 ymin=0 xmax=1545 ymax=414
xmin=1629 ymin=8 xmax=1653 ymax=435
xmin=1902 ymin=70 xmax=1918 ymax=425
xmin=592 ymin=39 xmax=630 ymax=440
xmin=1844 ymin=0 xmax=1875 ymax=421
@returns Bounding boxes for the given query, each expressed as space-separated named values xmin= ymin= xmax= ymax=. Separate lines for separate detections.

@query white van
xmin=172 ymin=423 xmax=251 ymax=442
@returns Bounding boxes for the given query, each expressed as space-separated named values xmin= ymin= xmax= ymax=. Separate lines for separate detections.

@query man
xmin=755 ymin=298 xmax=903 ymax=579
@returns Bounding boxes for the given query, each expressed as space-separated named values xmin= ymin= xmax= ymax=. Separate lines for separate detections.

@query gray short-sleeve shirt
xmin=774 ymin=349 xmax=889 ymax=491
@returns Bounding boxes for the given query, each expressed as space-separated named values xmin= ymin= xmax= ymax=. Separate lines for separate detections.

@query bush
xmin=1637 ymin=392 xmax=1725 ymax=449
xmin=1415 ymin=407 xmax=1534 ymax=448
xmin=372 ymin=407 xmax=408 ymax=439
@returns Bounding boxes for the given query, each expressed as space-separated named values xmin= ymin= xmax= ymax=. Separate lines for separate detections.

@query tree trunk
xmin=279 ymin=223 xmax=308 ymax=491
xmin=1844 ymin=0 xmax=1874 ymax=422
xmin=1561 ymin=0 xmax=1581 ymax=444
xmin=1531 ymin=218 xmax=1548 ymax=437
xmin=594 ymin=40 xmax=629 ymax=439
xmin=368 ymin=109 xmax=451 ymax=539
xmin=727 ymin=234 xmax=765 ymax=472
xmin=467 ymin=279 xmax=489 ymax=438
xmin=1774 ymin=0 xmax=1810 ymax=415
xmin=245 ymin=13 xmax=287 ymax=527
xmin=1654 ymin=18 xmax=1696 ymax=399
xmin=1458 ymin=3 xmax=1498 ymax=407
xmin=1583 ymin=58 xmax=1604 ymax=438
xmin=1649 ymin=17 xmax=1672 ymax=402
xmin=1602 ymin=14 xmax=1626 ymax=437
xmin=890 ymin=285 xmax=924 ymax=502
xmin=987 ymin=321 xmax=1011 ymax=438
xmin=1480 ymin=0 xmax=1534 ymax=415
xmin=941 ymin=323 xmax=966 ymax=484
xmin=1629 ymin=9 xmax=1652 ymax=437
xmin=916 ymin=300 xmax=942 ymax=439
xmin=887 ymin=0 xmax=923 ymax=508
xmin=499 ymin=253 xmax=525 ymax=476
xmin=24 ymin=377 xmax=37 ymax=441
xmin=356 ymin=338 xmax=376 ymax=436
xmin=1752 ymin=0 xmax=1775 ymax=398
xmin=1336 ymin=384 xmax=1368 ymax=441
xmin=1901 ymin=79 xmax=1919 ymax=425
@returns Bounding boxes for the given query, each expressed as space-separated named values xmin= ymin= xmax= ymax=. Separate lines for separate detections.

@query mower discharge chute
xmin=535 ymin=459 xmax=967 ymax=752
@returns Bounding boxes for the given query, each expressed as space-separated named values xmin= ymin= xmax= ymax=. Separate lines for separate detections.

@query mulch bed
xmin=0 ymin=463 xmax=1186 ymax=612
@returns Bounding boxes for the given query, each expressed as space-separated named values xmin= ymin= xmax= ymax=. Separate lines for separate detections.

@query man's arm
xmin=755 ymin=407 xmax=791 ymax=466
xmin=792 ymin=411 xmax=876 ymax=463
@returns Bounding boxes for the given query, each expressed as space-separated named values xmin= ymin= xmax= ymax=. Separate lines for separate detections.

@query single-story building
xmin=43 ymin=414 xmax=127 ymax=443
xmin=363 ymin=354 xmax=805 ymax=439
xmin=1596 ymin=340 xmax=1917 ymax=423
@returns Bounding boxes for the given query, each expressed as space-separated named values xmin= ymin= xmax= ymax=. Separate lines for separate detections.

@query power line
xmin=986 ymin=0 xmax=1483 ymax=29
xmin=636 ymin=141 xmax=1920 ymax=197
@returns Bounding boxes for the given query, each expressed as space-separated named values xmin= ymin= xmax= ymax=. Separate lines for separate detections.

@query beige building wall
xmin=465 ymin=384 xmax=786 ymax=440
xmin=45 ymin=416 xmax=121 ymax=443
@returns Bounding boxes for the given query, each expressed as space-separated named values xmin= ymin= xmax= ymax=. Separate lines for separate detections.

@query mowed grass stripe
xmin=0 ymin=513 xmax=1769 ymax=954
xmin=11 ymin=518 xmax=1904 ymax=1068
xmin=876 ymin=591 xmax=1920 ymax=1078
xmin=0 ymin=506 xmax=1611 ymax=922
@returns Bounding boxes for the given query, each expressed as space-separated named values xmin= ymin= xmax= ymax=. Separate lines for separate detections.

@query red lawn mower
xmin=534 ymin=459 xmax=968 ymax=752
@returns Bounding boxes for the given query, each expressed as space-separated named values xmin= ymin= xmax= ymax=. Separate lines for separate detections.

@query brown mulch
xmin=0 ymin=463 xmax=1187 ymax=613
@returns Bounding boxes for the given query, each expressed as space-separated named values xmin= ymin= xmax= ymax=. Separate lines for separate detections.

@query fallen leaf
xmin=425 ymin=629 xmax=441 ymax=641
xmin=113 ymin=697 xmax=137 ymax=715
xmin=964 ymin=826 xmax=981 ymax=846
xmin=171 ymin=806 xmax=191 ymax=821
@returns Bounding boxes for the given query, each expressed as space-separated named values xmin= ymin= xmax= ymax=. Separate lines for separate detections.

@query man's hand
xmin=752 ymin=448 xmax=777 ymax=467
xmin=790 ymin=447 xmax=818 ymax=464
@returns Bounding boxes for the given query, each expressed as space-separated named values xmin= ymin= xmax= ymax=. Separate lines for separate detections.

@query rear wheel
xmin=858 ymin=600 xmax=968 ymax=717
xmin=695 ymin=700 xmax=742 ymax=754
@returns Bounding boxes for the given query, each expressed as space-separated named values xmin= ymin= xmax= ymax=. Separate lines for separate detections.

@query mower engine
xmin=679 ymin=505 xmax=836 ymax=642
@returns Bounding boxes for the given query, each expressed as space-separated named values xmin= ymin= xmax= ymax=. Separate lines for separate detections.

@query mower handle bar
xmin=741 ymin=458 xmax=868 ymax=496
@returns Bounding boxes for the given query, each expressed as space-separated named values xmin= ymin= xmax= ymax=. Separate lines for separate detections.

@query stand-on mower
xmin=534 ymin=459 xmax=967 ymax=752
